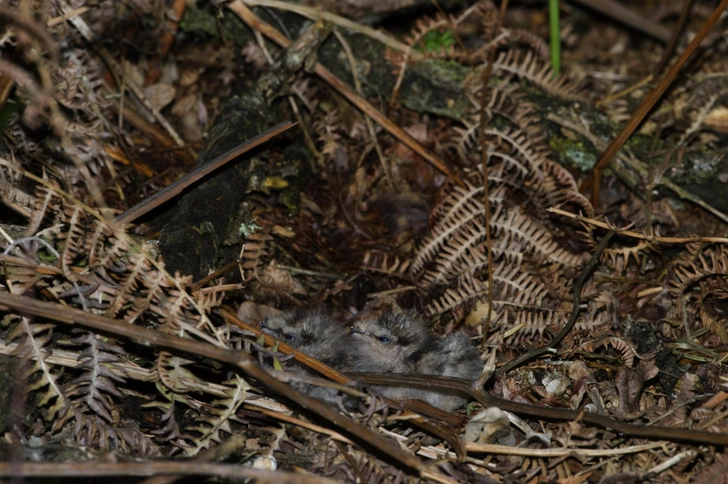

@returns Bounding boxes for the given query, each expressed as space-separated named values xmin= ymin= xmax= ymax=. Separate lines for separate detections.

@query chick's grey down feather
xmin=259 ymin=308 xmax=351 ymax=402
xmin=350 ymin=311 xmax=482 ymax=412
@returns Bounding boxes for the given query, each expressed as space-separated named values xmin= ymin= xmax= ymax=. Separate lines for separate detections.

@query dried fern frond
xmin=362 ymin=251 xmax=412 ymax=278
xmin=0 ymin=178 xmax=255 ymax=455
xmin=492 ymin=50 xmax=583 ymax=100
xmin=63 ymin=332 xmax=127 ymax=423
xmin=669 ymin=243 xmax=728 ymax=342
xmin=2 ymin=314 xmax=68 ymax=422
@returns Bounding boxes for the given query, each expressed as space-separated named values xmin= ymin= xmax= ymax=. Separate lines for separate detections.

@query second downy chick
xmin=350 ymin=310 xmax=482 ymax=412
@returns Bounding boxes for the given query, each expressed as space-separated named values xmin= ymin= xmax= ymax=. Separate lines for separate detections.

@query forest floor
xmin=3 ymin=0 xmax=728 ymax=483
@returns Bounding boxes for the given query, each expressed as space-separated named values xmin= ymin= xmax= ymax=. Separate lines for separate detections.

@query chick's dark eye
xmin=378 ymin=335 xmax=391 ymax=344
xmin=284 ymin=334 xmax=296 ymax=342
xmin=259 ymin=318 xmax=269 ymax=328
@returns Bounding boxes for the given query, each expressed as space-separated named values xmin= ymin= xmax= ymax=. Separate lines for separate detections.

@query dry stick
xmin=350 ymin=371 xmax=728 ymax=447
xmin=227 ymin=1 xmax=457 ymax=182
xmin=109 ymin=103 xmax=197 ymax=165
xmin=0 ymin=461 xmax=335 ymax=482
xmin=144 ymin=0 xmax=187 ymax=86
xmin=334 ymin=29 xmax=393 ymax=187
xmin=579 ymin=0 xmax=728 ymax=206
xmin=496 ymin=230 xmax=616 ymax=377
xmin=115 ymin=121 xmax=296 ymax=224
xmin=477 ymin=0 xmax=510 ymax=341
xmin=0 ymin=293 xmax=446 ymax=481
xmin=46 ymin=5 xmax=91 ymax=27
xmin=548 ymin=207 xmax=728 ymax=244
xmin=240 ymin=0 xmax=425 ymax=61
xmin=654 ymin=0 xmax=694 ymax=76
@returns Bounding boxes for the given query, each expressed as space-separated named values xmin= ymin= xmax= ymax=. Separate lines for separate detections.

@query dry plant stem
xmin=477 ymin=0 xmax=510 ymax=340
xmin=580 ymin=0 xmax=728 ymax=206
xmin=46 ymin=5 xmax=90 ymax=27
xmin=351 ymin=372 xmax=728 ymax=446
xmin=250 ymin=405 xmax=354 ymax=443
xmin=701 ymin=390 xmax=728 ymax=410
xmin=496 ymin=231 xmax=615 ymax=377
xmin=227 ymin=1 xmax=457 ymax=182
xmin=334 ymin=29 xmax=392 ymax=187
xmin=0 ymin=293 xmax=441 ymax=480
xmin=110 ymin=103 xmax=196 ymax=164
xmin=115 ymin=121 xmax=296 ymax=224
xmin=654 ymin=0 xmax=694 ymax=76
xmin=567 ymin=0 xmax=671 ymax=43
xmin=139 ymin=437 xmax=247 ymax=484
xmin=191 ymin=258 xmax=242 ymax=292
xmin=548 ymin=207 xmax=728 ymax=244
xmin=240 ymin=0 xmax=424 ymax=61
xmin=597 ymin=75 xmax=653 ymax=107
xmin=463 ymin=441 xmax=668 ymax=458
xmin=249 ymin=28 xmax=320 ymax=166
xmin=0 ymin=461 xmax=335 ymax=482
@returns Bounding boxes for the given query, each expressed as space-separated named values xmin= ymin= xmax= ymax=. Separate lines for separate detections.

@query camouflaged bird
xmin=259 ymin=308 xmax=352 ymax=402
xmin=350 ymin=310 xmax=482 ymax=412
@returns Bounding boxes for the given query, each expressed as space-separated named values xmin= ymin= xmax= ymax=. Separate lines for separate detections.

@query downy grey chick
xmin=350 ymin=311 xmax=482 ymax=412
xmin=259 ymin=308 xmax=351 ymax=402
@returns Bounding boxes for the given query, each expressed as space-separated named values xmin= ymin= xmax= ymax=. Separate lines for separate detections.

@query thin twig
xmin=654 ymin=0 xmax=694 ymax=75
xmin=548 ymin=207 xmax=728 ymax=244
xmin=350 ymin=370 xmax=728 ymax=446
xmin=334 ymin=29 xmax=392 ymax=187
xmin=478 ymin=0 xmax=510 ymax=340
xmin=0 ymin=461 xmax=335 ymax=482
xmin=115 ymin=121 xmax=296 ymax=224
xmin=240 ymin=0 xmax=424 ymax=61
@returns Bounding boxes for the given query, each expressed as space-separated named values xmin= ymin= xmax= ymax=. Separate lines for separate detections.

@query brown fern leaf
xmin=584 ymin=336 xmax=639 ymax=367
xmin=602 ymin=240 xmax=657 ymax=274
xmin=58 ymin=205 xmax=87 ymax=283
xmin=3 ymin=315 xmax=68 ymax=422
xmin=26 ymin=183 xmax=61 ymax=236
xmin=493 ymin=50 xmax=583 ymax=100
xmin=87 ymin=221 xmax=130 ymax=271
xmin=64 ymin=332 xmax=126 ymax=423
xmin=362 ymin=251 xmax=412 ymax=278
xmin=241 ymin=229 xmax=274 ymax=282
xmin=493 ymin=207 xmax=583 ymax=267
xmin=105 ymin=249 xmax=154 ymax=319
xmin=512 ymin=309 xmax=564 ymax=338
xmin=669 ymin=244 xmax=728 ymax=342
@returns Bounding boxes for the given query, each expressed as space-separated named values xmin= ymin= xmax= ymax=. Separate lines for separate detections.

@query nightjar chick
xmin=259 ymin=308 xmax=352 ymax=402
xmin=350 ymin=310 xmax=482 ymax=412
